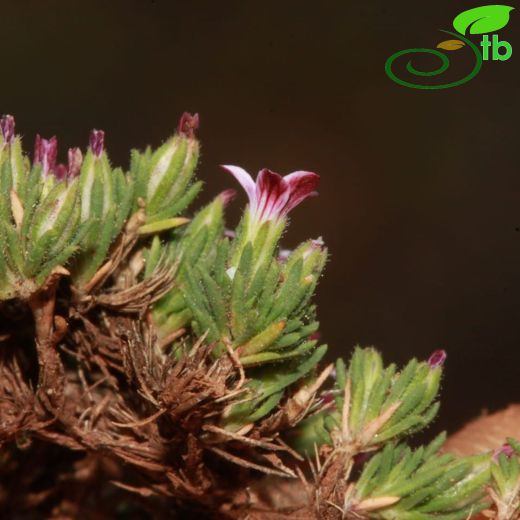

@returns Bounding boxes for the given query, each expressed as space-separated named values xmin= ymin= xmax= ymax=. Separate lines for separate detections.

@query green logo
xmin=385 ymin=5 xmax=514 ymax=89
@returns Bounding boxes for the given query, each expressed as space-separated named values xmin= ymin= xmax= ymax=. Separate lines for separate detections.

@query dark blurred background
xmin=2 ymin=0 xmax=519 ymax=434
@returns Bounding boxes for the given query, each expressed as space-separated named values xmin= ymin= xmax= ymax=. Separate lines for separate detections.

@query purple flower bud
xmin=493 ymin=444 xmax=515 ymax=461
xmin=89 ymin=129 xmax=104 ymax=158
xmin=320 ymin=390 xmax=336 ymax=405
xmin=0 ymin=115 xmax=15 ymax=145
xmin=311 ymin=237 xmax=325 ymax=249
xmin=309 ymin=331 xmax=321 ymax=342
xmin=224 ymin=228 xmax=236 ymax=239
xmin=219 ymin=189 xmax=236 ymax=207
xmin=177 ymin=112 xmax=199 ymax=139
xmin=427 ymin=349 xmax=447 ymax=369
xmin=34 ymin=134 xmax=58 ymax=176
xmin=54 ymin=164 xmax=68 ymax=180
xmin=67 ymin=147 xmax=83 ymax=178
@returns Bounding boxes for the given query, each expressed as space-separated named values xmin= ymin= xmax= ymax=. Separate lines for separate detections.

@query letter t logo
xmin=480 ymin=35 xmax=492 ymax=60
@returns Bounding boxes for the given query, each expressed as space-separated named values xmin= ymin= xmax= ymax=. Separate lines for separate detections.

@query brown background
xmin=2 ymin=0 xmax=519 ymax=435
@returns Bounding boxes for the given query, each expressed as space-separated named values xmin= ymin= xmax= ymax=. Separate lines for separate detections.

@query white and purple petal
xmin=221 ymin=165 xmax=257 ymax=211
xmin=281 ymin=170 xmax=320 ymax=216
xmin=255 ymin=168 xmax=289 ymax=222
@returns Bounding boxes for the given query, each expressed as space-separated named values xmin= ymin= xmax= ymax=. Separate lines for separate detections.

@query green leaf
xmin=453 ymin=5 xmax=514 ymax=35
xmin=25 ymin=229 xmax=57 ymax=276
xmin=230 ymin=268 xmax=250 ymax=341
xmin=1 ymin=221 xmax=23 ymax=274
xmin=352 ymin=445 xmax=490 ymax=519
xmin=238 ymin=320 xmax=286 ymax=357
xmin=89 ymin=168 xmax=104 ymax=221
xmin=200 ymin=269 xmax=227 ymax=333
xmin=223 ymin=344 xmax=327 ymax=428
xmin=147 ymin=139 xmax=188 ymax=213
xmin=146 ymin=180 xmax=202 ymax=223
xmin=138 ymin=217 xmax=190 ymax=235
xmin=246 ymin=392 xmax=284 ymax=423
xmin=28 ymin=181 xmax=66 ymax=243
xmin=240 ymin=339 xmax=317 ymax=366
xmin=36 ymin=219 xmax=92 ymax=283
xmin=112 ymin=167 xmax=134 ymax=231
xmin=0 ymin=161 xmax=13 ymax=224
xmin=74 ymin=207 xmax=117 ymax=284
xmin=20 ymin=166 xmax=44 ymax=239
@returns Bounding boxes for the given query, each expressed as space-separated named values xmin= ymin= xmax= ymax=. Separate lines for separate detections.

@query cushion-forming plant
xmin=0 ymin=113 xmax=517 ymax=519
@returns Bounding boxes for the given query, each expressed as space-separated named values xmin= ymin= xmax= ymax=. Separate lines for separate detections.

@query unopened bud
xmin=146 ymin=120 xmax=200 ymax=214
xmin=219 ymin=189 xmax=236 ymax=207
xmin=304 ymin=236 xmax=325 ymax=259
xmin=493 ymin=444 xmax=515 ymax=461
xmin=0 ymin=115 xmax=15 ymax=145
xmin=177 ymin=112 xmax=199 ymax=138
xmin=427 ymin=349 xmax=447 ymax=369
xmin=34 ymin=134 xmax=58 ymax=176
xmin=299 ymin=237 xmax=327 ymax=276
xmin=54 ymin=164 xmax=68 ymax=180
xmin=67 ymin=147 xmax=83 ymax=177
xmin=309 ymin=331 xmax=321 ymax=342
xmin=89 ymin=129 xmax=104 ymax=158
xmin=278 ymin=248 xmax=292 ymax=262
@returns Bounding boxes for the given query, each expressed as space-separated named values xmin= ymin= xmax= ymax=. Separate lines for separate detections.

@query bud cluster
xmin=0 ymin=113 xmax=202 ymax=297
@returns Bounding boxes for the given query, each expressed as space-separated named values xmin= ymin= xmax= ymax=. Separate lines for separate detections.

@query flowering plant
xmin=0 ymin=113 xmax=517 ymax=519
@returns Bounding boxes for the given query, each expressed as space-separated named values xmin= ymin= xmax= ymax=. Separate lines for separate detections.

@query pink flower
xmin=34 ymin=135 xmax=58 ymax=176
xmin=222 ymin=165 xmax=319 ymax=223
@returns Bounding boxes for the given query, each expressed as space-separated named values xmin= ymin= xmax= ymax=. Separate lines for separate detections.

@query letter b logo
xmin=492 ymin=34 xmax=513 ymax=60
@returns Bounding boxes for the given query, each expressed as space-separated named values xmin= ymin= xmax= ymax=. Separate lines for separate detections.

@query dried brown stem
xmin=28 ymin=267 xmax=69 ymax=413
